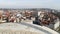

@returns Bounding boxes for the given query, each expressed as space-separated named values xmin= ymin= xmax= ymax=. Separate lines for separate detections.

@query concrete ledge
xmin=0 ymin=23 xmax=59 ymax=34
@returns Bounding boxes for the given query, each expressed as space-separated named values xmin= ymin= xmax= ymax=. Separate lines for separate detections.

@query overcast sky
xmin=0 ymin=0 xmax=60 ymax=9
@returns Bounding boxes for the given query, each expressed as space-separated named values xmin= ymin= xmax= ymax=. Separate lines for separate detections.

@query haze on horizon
xmin=0 ymin=0 xmax=60 ymax=9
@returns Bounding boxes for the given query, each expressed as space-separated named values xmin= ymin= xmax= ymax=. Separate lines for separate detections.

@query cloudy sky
xmin=0 ymin=0 xmax=60 ymax=9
